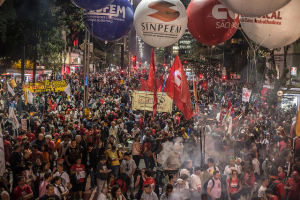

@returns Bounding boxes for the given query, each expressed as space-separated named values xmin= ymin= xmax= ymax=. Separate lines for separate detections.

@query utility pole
xmin=83 ymin=30 xmax=90 ymax=109
xmin=21 ymin=39 xmax=25 ymax=83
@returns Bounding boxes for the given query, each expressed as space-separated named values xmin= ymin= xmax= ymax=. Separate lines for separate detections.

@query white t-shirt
xmin=141 ymin=191 xmax=158 ymax=200
xmin=252 ymin=159 xmax=260 ymax=175
xmin=208 ymin=166 xmax=219 ymax=175
xmin=190 ymin=174 xmax=201 ymax=190
xmin=223 ymin=165 xmax=239 ymax=180
xmin=53 ymin=171 xmax=70 ymax=188
xmin=258 ymin=186 xmax=266 ymax=197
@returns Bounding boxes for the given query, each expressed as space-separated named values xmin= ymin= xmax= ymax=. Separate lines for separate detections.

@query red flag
xmin=261 ymin=87 xmax=268 ymax=100
xmin=227 ymin=99 xmax=232 ymax=110
xmin=201 ymin=81 xmax=208 ymax=91
xmin=148 ymin=51 xmax=158 ymax=116
xmin=193 ymin=77 xmax=199 ymax=113
xmin=164 ymin=55 xmax=193 ymax=119
xmin=227 ymin=99 xmax=234 ymax=115
xmin=140 ymin=78 xmax=149 ymax=91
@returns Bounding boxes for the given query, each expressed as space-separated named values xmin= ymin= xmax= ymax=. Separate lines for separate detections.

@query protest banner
xmin=23 ymin=80 xmax=67 ymax=93
xmin=132 ymin=91 xmax=173 ymax=113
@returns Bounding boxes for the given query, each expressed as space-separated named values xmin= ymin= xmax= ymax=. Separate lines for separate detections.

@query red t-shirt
xmin=269 ymin=195 xmax=278 ymax=200
xmin=26 ymin=133 xmax=36 ymax=143
xmin=227 ymin=178 xmax=240 ymax=193
xmin=71 ymin=164 xmax=86 ymax=183
xmin=13 ymin=185 xmax=33 ymax=199
xmin=243 ymin=173 xmax=255 ymax=189
xmin=143 ymin=177 xmax=155 ymax=190
xmin=285 ymin=178 xmax=300 ymax=199
xmin=48 ymin=140 xmax=55 ymax=150
xmin=4 ymin=140 xmax=11 ymax=162
xmin=274 ymin=180 xmax=285 ymax=200
xmin=110 ymin=179 xmax=127 ymax=192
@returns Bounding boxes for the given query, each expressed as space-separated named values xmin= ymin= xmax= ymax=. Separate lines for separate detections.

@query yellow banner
xmin=23 ymin=80 xmax=67 ymax=93
xmin=132 ymin=91 xmax=173 ymax=113
xmin=84 ymin=108 xmax=91 ymax=118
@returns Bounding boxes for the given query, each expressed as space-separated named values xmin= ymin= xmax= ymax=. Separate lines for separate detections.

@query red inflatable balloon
xmin=187 ymin=0 xmax=239 ymax=46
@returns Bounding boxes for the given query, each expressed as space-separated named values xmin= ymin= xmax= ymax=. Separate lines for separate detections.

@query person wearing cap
xmin=120 ymin=152 xmax=137 ymax=199
xmin=173 ymin=178 xmax=191 ymax=200
xmin=269 ymin=173 xmax=285 ymax=200
xmin=285 ymin=171 xmax=300 ymax=200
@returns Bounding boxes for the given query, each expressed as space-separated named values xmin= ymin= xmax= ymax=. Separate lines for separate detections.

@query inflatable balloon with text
xmin=187 ymin=0 xmax=239 ymax=46
xmin=71 ymin=0 xmax=114 ymax=10
xmin=134 ymin=0 xmax=188 ymax=48
xmin=241 ymin=0 xmax=300 ymax=49
xmin=83 ymin=0 xmax=134 ymax=42
xmin=219 ymin=0 xmax=291 ymax=17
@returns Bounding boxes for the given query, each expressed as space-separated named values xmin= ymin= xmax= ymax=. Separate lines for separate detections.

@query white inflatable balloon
xmin=241 ymin=0 xmax=300 ymax=49
xmin=134 ymin=0 xmax=188 ymax=48
xmin=219 ymin=0 xmax=291 ymax=17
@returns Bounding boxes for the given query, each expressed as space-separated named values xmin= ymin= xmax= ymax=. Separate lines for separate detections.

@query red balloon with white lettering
xmin=187 ymin=0 xmax=239 ymax=46
xmin=241 ymin=0 xmax=300 ymax=49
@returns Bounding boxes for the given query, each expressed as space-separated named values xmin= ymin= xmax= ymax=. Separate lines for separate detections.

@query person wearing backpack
xmin=285 ymin=171 xmax=300 ymax=200
xmin=226 ymin=170 xmax=241 ymax=200
xmin=207 ymin=158 xmax=220 ymax=175
xmin=207 ymin=171 xmax=221 ymax=200
xmin=269 ymin=173 xmax=285 ymax=200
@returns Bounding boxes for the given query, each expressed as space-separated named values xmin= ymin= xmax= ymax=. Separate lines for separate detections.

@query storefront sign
xmin=291 ymin=67 xmax=297 ymax=76
xmin=23 ymin=80 xmax=67 ymax=93
xmin=132 ymin=91 xmax=173 ymax=113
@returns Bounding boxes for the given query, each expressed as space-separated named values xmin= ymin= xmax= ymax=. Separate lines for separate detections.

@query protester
xmin=1 ymin=69 xmax=298 ymax=200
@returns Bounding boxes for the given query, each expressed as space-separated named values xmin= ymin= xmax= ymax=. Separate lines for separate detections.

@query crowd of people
xmin=0 ymin=69 xmax=299 ymax=200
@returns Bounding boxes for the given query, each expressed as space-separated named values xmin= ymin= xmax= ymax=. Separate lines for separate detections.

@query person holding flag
xmin=164 ymin=55 xmax=193 ymax=120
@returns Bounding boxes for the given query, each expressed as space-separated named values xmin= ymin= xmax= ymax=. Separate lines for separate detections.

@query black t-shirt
xmin=65 ymin=146 xmax=82 ymax=164
xmin=39 ymin=194 xmax=60 ymax=200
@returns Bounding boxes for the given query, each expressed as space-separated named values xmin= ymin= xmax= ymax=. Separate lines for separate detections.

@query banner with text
xmin=132 ymin=91 xmax=173 ymax=113
xmin=23 ymin=80 xmax=67 ymax=93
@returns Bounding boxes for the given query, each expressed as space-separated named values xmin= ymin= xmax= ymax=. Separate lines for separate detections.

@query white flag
xmin=7 ymin=82 xmax=15 ymax=96
xmin=8 ymin=107 xmax=19 ymax=130
xmin=64 ymin=84 xmax=71 ymax=97
xmin=103 ymin=77 xmax=107 ymax=84
xmin=228 ymin=116 xmax=232 ymax=135
xmin=27 ymin=89 xmax=33 ymax=104
xmin=242 ymin=88 xmax=252 ymax=102
xmin=0 ymin=126 xmax=5 ymax=176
